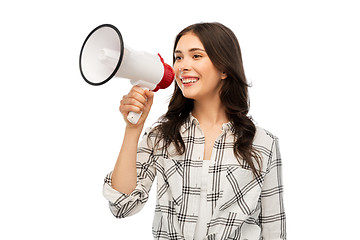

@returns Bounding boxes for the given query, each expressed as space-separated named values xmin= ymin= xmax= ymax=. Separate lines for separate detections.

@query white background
xmin=1 ymin=0 xmax=359 ymax=239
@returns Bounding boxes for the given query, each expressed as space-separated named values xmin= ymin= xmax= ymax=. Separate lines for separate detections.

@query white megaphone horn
xmin=79 ymin=24 xmax=175 ymax=124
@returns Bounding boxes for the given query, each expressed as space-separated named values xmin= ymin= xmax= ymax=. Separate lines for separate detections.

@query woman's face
xmin=173 ymin=32 xmax=226 ymax=101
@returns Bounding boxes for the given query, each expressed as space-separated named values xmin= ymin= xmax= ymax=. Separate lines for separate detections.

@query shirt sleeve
xmin=102 ymin=128 xmax=156 ymax=218
xmin=260 ymin=137 xmax=287 ymax=239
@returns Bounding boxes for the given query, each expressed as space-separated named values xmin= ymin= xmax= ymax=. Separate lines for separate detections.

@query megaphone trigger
xmin=127 ymin=111 xmax=143 ymax=124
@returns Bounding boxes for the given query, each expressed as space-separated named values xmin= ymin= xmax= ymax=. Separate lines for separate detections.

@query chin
xmin=180 ymin=89 xmax=199 ymax=100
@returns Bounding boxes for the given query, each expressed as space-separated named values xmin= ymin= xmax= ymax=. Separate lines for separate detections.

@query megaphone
xmin=79 ymin=24 xmax=175 ymax=124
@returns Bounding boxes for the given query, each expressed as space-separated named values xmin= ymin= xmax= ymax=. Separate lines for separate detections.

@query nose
xmin=179 ymin=66 xmax=190 ymax=73
xmin=177 ymin=61 xmax=191 ymax=73
xmin=177 ymin=65 xmax=190 ymax=78
xmin=177 ymin=55 xmax=193 ymax=72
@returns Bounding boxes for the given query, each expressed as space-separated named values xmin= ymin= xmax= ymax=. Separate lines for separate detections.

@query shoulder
xmin=141 ymin=123 xmax=167 ymax=152
xmin=253 ymin=126 xmax=281 ymax=172
xmin=143 ymin=118 xmax=164 ymax=135
xmin=143 ymin=124 xmax=161 ymax=141
xmin=253 ymin=126 xmax=279 ymax=150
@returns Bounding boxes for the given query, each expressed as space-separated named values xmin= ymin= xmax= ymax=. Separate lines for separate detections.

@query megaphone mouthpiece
xmin=153 ymin=54 xmax=175 ymax=92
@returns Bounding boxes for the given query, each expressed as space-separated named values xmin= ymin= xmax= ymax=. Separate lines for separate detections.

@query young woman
xmin=103 ymin=22 xmax=286 ymax=240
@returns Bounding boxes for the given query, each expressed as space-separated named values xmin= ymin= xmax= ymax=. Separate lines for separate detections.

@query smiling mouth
xmin=181 ymin=77 xmax=199 ymax=84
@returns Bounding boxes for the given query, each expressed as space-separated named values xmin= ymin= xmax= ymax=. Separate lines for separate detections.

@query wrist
xmin=125 ymin=123 xmax=144 ymax=136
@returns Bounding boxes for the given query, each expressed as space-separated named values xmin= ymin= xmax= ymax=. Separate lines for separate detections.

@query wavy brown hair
xmin=152 ymin=22 xmax=261 ymax=176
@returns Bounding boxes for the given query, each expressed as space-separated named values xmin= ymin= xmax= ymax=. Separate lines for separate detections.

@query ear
xmin=221 ymin=72 xmax=228 ymax=80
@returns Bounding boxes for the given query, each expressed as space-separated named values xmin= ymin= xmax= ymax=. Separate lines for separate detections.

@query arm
xmin=260 ymin=137 xmax=286 ymax=239
xmin=103 ymin=86 xmax=155 ymax=218
xmin=111 ymin=126 xmax=143 ymax=195
xmin=111 ymin=86 xmax=154 ymax=194
xmin=103 ymin=127 xmax=156 ymax=218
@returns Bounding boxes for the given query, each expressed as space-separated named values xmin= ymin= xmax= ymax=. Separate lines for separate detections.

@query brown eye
xmin=175 ymin=56 xmax=182 ymax=61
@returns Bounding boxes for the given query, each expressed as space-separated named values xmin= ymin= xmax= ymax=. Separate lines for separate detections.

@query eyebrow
xmin=174 ymin=48 xmax=206 ymax=54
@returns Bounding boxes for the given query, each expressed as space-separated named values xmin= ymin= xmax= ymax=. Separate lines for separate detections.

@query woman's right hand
xmin=119 ymin=86 xmax=154 ymax=128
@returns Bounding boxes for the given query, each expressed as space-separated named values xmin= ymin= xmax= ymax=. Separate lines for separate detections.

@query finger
xmin=140 ymin=90 xmax=154 ymax=118
xmin=130 ymin=86 xmax=146 ymax=98
xmin=120 ymin=88 xmax=147 ymax=110
xmin=127 ymin=90 xmax=147 ymax=104
xmin=122 ymin=95 xmax=146 ymax=109
xmin=145 ymin=89 xmax=154 ymax=99
xmin=144 ymin=90 xmax=154 ymax=109
xmin=119 ymin=103 xmax=143 ymax=115
xmin=120 ymin=98 xmax=145 ymax=113
xmin=119 ymin=87 xmax=153 ymax=125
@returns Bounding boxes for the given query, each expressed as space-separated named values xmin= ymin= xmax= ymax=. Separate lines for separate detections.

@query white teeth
xmin=181 ymin=78 xmax=198 ymax=84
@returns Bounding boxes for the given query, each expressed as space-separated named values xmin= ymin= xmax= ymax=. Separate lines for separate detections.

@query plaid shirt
xmin=103 ymin=115 xmax=286 ymax=240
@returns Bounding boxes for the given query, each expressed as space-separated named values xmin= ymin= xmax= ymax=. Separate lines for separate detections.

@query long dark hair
xmin=152 ymin=22 xmax=261 ymax=176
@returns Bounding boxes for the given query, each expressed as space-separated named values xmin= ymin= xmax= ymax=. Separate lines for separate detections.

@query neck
xmin=192 ymin=96 xmax=228 ymax=126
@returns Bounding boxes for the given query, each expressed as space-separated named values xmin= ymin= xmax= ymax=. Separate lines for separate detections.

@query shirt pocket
xmin=218 ymin=165 xmax=262 ymax=216
xmin=156 ymin=156 xmax=184 ymax=206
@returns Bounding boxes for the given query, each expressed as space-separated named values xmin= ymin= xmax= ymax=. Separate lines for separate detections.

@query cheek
xmin=173 ymin=65 xmax=181 ymax=79
xmin=204 ymin=65 xmax=223 ymax=81
xmin=197 ymin=61 xmax=216 ymax=78
xmin=175 ymin=78 xmax=183 ymax=89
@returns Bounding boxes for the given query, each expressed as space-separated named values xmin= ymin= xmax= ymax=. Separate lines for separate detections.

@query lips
xmin=180 ymin=76 xmax=199 ymax=85
xmin=182 ymin=77 xmax=199 ymax=84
